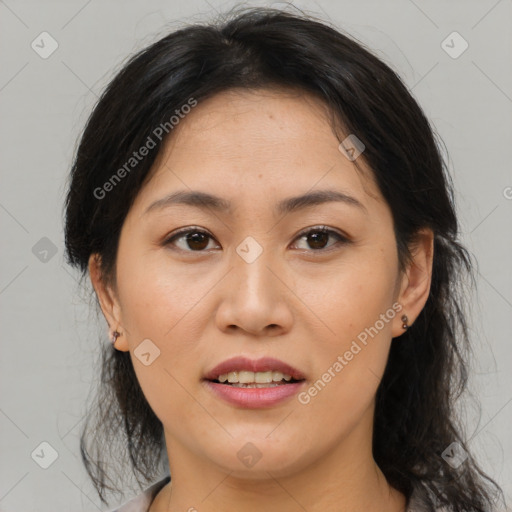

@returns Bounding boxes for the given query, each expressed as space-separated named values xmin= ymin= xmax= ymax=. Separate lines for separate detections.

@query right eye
xmin=163 ymin=227 xmax=220 ymax=252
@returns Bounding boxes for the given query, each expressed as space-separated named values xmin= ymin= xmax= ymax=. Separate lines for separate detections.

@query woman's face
xmin=92 ymin=88 xmax=431 ymax=480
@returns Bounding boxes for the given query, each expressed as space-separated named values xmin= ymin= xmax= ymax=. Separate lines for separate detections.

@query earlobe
xmin=393 ymin=229 xmax=434 ymax=338
xmin=88 ymin=254 xmax=129 ymax=351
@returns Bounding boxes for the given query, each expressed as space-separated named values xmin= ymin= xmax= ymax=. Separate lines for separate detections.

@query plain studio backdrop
xmin=0 ymin=1 xmax=511 ymax=510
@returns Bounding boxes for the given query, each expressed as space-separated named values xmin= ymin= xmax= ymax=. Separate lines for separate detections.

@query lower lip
xmin=204 ymin=380 xmax=305 ymax=408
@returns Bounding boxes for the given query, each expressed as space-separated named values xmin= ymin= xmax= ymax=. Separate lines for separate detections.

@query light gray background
xmin=0 ymin=1 xmax=511 ymax=511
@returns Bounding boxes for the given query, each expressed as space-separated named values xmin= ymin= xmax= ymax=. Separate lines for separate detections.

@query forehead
xmin=132 ymin=88 xmax=382 ymax=214
xmin=169 ymin=88 xmax=334 ymax=149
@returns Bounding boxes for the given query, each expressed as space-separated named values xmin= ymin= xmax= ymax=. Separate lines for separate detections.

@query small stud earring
xmin=401 ymin=315 xmax=409 ymax=330
xmin=111 ymin=330 xmax=121 ymax=346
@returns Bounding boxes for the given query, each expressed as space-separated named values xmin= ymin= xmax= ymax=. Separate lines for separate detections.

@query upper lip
xmin=204 ymin=356 xmax=306 ymax=381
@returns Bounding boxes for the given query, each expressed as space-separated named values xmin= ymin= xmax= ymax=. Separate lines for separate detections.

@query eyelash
xmin=163 ymin=225 xmax=351 ymax=254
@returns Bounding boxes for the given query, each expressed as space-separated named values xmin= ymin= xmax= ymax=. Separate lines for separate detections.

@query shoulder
xmin=107 ymin=476 xmax=171 ymax=512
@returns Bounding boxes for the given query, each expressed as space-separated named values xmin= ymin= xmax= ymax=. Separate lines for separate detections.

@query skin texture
xmin=89 ymin=88 xmax=434 ymax=512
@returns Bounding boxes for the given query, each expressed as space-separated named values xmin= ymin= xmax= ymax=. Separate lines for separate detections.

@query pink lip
xmin=203 ymin=356 xmax=306 ymax=381
xmin=202 ymin=356 xmax=306 ymax=409
xmin=204 ymin=380 xmax=305 ymax=409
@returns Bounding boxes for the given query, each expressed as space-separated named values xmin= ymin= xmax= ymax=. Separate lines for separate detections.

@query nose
xmin=214 ymin=246 xmax=294 ymax=337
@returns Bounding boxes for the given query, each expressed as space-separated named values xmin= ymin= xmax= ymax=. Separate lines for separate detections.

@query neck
xmin=152 ymin=409 xmax=406 ymax=512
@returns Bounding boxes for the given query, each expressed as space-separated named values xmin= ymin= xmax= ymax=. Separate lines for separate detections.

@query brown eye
xmin=305 ymin=230 xmax=330 ymax=249
xmin=164 ymin=228 xmax=218 ymax=252
xmin=292 ymin=226 xmax=349 ymax=251
xmin=183 ymin=232 xmax=210 ymax=251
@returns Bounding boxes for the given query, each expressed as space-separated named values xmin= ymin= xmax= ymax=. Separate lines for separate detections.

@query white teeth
xmin=239 ymin=370 xmax=255 ymax=383
xmin=272 ymin=371 xmax=284 ymax=381
xmin=217 ymin=371 xmax=294 ymax=384
xmin=255 ymin=371 xmax=272 ymax=383
xmin=230 ymin=383 xmax=281 ymax=388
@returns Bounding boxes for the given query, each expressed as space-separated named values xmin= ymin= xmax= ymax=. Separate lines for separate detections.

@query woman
xmin=63 ymin=7 xmax=503 ymax=512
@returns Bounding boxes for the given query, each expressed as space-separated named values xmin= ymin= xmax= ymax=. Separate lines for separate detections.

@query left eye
xmin=165 ymin=228 xmax=219 ymax=252
xmin=291 ymin=226 xmax=349 ymax=251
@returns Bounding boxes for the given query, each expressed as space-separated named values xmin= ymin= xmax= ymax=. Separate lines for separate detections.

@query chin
xmin=202 ymin=437 xmax=311 ymax=478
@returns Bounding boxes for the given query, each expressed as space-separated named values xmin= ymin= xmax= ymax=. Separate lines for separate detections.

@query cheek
xmin=116 ymin=246 xmax=211 ymax=341
xmin=292 ymin=248 xmax=398 ymax=419
xmin=295 ymin=316 xmax=394 ymax=444
xmin=115 ymin=251 xmax=211 ymax=411
xmin=295 ymin=245 xmax=398 ymax=345
xmin=121 ymin=277 xmax=207 ymax=434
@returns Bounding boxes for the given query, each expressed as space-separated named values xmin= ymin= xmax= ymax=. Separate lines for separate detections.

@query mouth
xmin=202 ymin=356 xmax=306 ymax=408
xmin=203 ymin=355 xmax=306 ymax=384
xmin=209 ymin=370 xmax=303 ymax=388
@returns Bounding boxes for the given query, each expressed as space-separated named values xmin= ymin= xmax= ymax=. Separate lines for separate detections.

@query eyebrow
xmin=143 ymin=189 xmax=367 ymax=216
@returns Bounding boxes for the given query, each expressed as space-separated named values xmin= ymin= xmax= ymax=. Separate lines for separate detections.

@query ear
xmin=88 ymin=253 xmax=129 ymax=351
xmin=392 ymin=228 xmax=434 ymax=338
